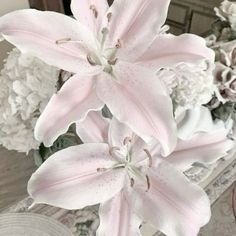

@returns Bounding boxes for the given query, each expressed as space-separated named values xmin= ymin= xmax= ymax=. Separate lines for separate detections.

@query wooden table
xmin=0 ymin=146 xmax=36 ymax=211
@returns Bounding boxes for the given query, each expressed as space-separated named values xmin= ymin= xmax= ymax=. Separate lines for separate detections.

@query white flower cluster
xmin=215 ymin=0 xmax=236 ymax=30
xmin=0 ymin=48 xmax=59 ymax=153
xmin=159 ymin=61 xmax=215 ymax=109
xmin=214 ymin=40 xmax=236 ymax=103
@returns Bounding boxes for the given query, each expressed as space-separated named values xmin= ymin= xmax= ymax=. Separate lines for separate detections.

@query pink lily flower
xmin=0 ymin=0 xmax=214 ymax=155
xmin=167 ymin=106 xmax=235 ymax=170
xmin=28 ymin=111 xmax=232 ymax=236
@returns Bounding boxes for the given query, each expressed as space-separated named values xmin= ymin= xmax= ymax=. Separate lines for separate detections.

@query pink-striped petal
xmin=97 ymin=191 xmax=142 ymax=236
xmin=166 ymin=129 xmax=234 ymax=171
xmin=35 ymin=74 xmax=104 ymax=147
xmin=137 ymin=34 xmax=215 ymax=71
xmin=129 ymin=161 xmax=211 ymax=236
xmin=104 ymin=0 xmax=171 ymax=61
xmin=96 ymin=62 xmax=177 ymax=156
xmin=76 ymin=111 xmax=109 ymax=143
xmin=168 ymin=105 xmax=235 ymax=170
xmin=0 ymin=9 xmax=100 ymax=75
xmin=71 ymin=0 xmax=108 ymax=35
xmin=28 ymin=143 xmax=126 ymax=209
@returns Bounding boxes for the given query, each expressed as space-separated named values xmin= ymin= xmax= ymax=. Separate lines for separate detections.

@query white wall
xmin=0 ymin=0 xmax=29 ymax=69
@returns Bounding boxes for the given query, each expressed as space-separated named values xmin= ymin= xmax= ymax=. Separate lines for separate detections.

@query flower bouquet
xmin=0 ymin=0 xmax=236 ymax=235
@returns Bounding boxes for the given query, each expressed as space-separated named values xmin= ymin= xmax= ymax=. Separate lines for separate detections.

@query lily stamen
xmin=146 ymin=175 xmax=151 ymax=192
xmin=107 ymin=12 xmax=112 ymax=23
xmin=116 ymin=39 xmax=122 ymax=49
xmin=123 ymin=137 xmax=132 ymax=145
xmin=55 ymin=38 xmax=85 ymax=47
xmin=97 ymin=168 xmax=107 ymax=172
xmin=109 ymin=146 xmax=120 ymax=155
xmin=143 ymin=149 xmax=153 ymax=167
xmin=90 ymin=5 xmax=98 ymax=18
xmin=55 ymin=38 xmax=71 ymax=44
xmin=101 ymin=27 xmax=109 ymax=50
xmin=130 ymin=178 xmax=135 ymax=188
xmin=108 ymin=58 xmax=118 ymax=65
xmin=87 ymin=54 xmax=97 ymax=66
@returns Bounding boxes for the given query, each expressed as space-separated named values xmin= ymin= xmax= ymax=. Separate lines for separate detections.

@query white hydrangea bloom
xmin=0 ymin=48 xmax=59 ymax=153
xmin=159 ymin=61 xmax=216 ymax=109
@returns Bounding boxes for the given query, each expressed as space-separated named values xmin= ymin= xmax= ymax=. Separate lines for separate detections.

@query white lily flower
xmin=0 ymin=0 xmax=214 ymax=155
xmin=28 ymin=110 xmax=233 ymax=236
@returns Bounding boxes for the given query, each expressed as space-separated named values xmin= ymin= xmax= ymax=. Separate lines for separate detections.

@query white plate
xmin=0 ymin=213 xmax=73 ymax=236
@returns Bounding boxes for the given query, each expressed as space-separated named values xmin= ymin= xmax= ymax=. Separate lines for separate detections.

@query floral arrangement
xmin=206 ymin=1 xmax=236 ymax=131
xmin=0 ymin=48 xmax=59 ymax=153
xmin=0 ymin=0 xmax=236 ymax=235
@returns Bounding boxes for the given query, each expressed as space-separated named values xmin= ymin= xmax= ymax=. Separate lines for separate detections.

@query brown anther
xmin=130 ymin=178 xmax=135 ymax=188
xmin=108 ymin=58 xmax=118 ymax=65
xmin=109 ymin=146 xmax=120 ymax=155
xmin=107 ymin=12 xmax=112 ymax=22
xmin=101 ymin=27 xmax=109 ymax=35
xmin=90 ymin=5 xmax=98 ymax=18
xmin=145 ymin=175 xmax=151 ymax=192
xmin=143 ymin=149 xmax=153 ymax=168
xmin=55 ymin=38 xmax=71 ymax=44
xmin=115 ymin=39 xmax=122 ymax=49
xmin=97 ymin=168 xmax=107 ymax=172
xmin=123 ymin=137 xmax=132 ymax=145
xmin=87 ymin=54 xmax=97 ymax=66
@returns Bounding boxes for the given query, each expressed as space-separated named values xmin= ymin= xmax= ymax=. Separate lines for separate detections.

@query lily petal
xmin=0 ymin=9 xmax=100 ymax=75
xmin=137 ymin=34 xmax=215 ymax=71
xmin=129 ymin=161 xmax=211 ymax=236
xmin=96 ymin=62 xmax=177 ymax=156
xmin=104 ymin=0 xmax=171 ymax=61
xmin=28 ymin=143 xmax=126 ymax=209
xmin=166 ymin=129 xmax=234 ymax=171
xmin=76 ymin=111 xmax=109 ymax=143
xmin=108 ymin=117 xmax=157 ymax=164
xmin=108 ymin=117 xmax=134 ymax=147
xmin=97 ymin=191 xmax=142 ymax=236
xmin=176 ymin=106 xmax=225 ymax=140
xmin=71 ymin=0 xmax=109 ymax=35
xmin=35 ymin=74 xmax=104 ymax=147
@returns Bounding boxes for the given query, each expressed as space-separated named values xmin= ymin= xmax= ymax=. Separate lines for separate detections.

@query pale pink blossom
xmin=0 ymin=0 xmax=214 ymax=155
xmin=28 ymin=111 xmax=233 ymax=236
